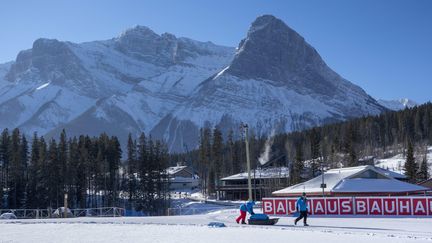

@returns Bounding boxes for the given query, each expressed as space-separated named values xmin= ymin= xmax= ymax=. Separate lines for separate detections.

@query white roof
xmin=221 ymin=167 xmax=289 ymax=181
xmin=375 ymin=167 xmax=406 ymax=179
xmin=273 ymin=165 xmax=427 ymax=196
xmin=166 ymin=165 xmax=189 ymax=175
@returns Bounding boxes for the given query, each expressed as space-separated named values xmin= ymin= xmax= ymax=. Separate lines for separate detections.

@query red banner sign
xmin=262 ymin=197 xmax=432 ymax=216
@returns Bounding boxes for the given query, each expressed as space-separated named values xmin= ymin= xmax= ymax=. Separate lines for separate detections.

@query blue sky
xmin=0 ymin=0 xmax=431 ymax=103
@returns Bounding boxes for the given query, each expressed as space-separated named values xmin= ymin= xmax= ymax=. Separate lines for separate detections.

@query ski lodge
xmin=216 ymin=167 xmax=290 ymax=201
xmin=166 ymin=163 xmax=199 ymax=192
xmin=272 ymin=165 xmax=428 ymax=197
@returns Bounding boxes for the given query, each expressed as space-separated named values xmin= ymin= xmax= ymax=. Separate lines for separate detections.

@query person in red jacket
xmin=236 ymin=201 xmax=255 ymax=224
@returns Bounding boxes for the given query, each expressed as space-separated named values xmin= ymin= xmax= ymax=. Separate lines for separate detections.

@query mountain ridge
xmin=151 ymin=15 xmax=387 ymax=151
xmin=0 ymin=15 xmax=387 ymax=152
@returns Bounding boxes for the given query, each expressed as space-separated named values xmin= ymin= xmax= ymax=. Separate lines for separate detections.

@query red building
xmin=272 ymin=165 xmax=428 ymax=197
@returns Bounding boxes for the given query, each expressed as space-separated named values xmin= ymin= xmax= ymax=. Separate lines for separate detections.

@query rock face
xmin=151 ymin=15 xmax=387 ymax=151
xmin=0 ymin=15 xmax=386 ymax=152
xmin=0 ymin=26 xmax=234 ymax=146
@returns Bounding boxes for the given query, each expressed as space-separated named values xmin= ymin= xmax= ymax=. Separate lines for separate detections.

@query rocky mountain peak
xmin=119 ymin=25 xmax=159 ymax=39
xmin=227 ymin=15 xmax=324 ymax=87
xmin=115 ymin=25 xmax=180 ymax=65
xmin=6 ymin=38 xmax=81 ymax=82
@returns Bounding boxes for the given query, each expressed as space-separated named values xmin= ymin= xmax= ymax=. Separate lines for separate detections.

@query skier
xmin=294 ymin=192 xmax=309 ymax=226
xmin=236 ymin=201 xmax=255 ymax=224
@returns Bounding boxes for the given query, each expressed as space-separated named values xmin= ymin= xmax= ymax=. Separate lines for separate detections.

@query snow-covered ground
xmin=375 ymin=146 xmax=432 ymax=175
xmin=1 ymin=209 xmax=431 ymax=242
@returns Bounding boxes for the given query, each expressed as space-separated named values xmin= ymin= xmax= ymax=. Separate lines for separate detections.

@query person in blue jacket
xmin=294 ymin=192 xmax=309 ymax=226
xmin=236 ymin=201 xmax=255 ymax=224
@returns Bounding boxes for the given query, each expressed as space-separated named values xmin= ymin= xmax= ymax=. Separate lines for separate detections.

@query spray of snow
xmin=258 ymin=129 xmax=276 ymax=166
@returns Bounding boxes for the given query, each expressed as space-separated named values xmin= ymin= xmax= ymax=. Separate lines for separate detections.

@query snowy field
xmin=1 ymin=209 xmax=432 ymax=243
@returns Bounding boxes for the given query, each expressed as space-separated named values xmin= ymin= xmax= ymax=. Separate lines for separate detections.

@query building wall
xmin=217 ymin=178 xmax=289 ymax=201
xmin=173 ymin=169 xmax=193 ymax=178
xmin=420 ymin=180 xmax=432 ymax=189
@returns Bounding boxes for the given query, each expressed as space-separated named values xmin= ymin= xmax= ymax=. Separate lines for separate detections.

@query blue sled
xmin=248 ymin=213 xmax=279 ymax=225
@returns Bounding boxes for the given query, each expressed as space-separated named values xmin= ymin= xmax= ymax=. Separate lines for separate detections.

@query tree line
xmin=174 ymin=103 xmax=432 ymax=194
xmin=0 ymin=129 xmax=169 ymax=215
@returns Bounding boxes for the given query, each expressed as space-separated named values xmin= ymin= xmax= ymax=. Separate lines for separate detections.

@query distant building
xmin=273 ymin=165 xmax=427 ymax=197
xmin=166 ymin=163 xmax=199 ymax=192
xmin=418 ymin=178 xmax=432 ymax=190
xmin=217 ymin=167 xmax=289 ymax=201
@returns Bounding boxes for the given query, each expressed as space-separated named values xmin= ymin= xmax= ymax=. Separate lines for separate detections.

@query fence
xmin=167 ymin=206 xmax=236 ymax=216
xmin=262 ymin=196 xmax=432 ymax=217
xmin=0 ymin=207 xmax=125 ymax=219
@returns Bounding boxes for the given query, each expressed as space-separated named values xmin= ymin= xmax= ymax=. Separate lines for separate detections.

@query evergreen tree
xmin=404 ymin=141 xmax=418 ymax=182
xmin=309 ymin=128 xmax=321 ymax=177
xmin=418 ymin=154 xmax=429 ymax=181
xmin=226 ymin=130 xmax=236 ymax=176
xmin=8 ymin=129 xmax=25 ymax=209
xmin=26 ymin=133 xmax=39 ymax=209
xmin=107 ymin=136 xmax=121 ymax=207
xmin=76 ymin=136 xmax=89 ymax=208
xmin=20 ymin=135 xmax=28 ymax=208
xmin=198 ymin=128 xmax=212 ymax=197
xmin=37 ymin=137 xmax=48 ymax=208
xmin=291 ymin=142 xmax=304 ymax=184
xmin=58 ymin=130 xmax=68 ymax=194
xmin=0 ymin=129 xmax=10 ymax=208
xmin=47 ymin=139 xmax=61 ymax=208
xmin=344 ymin=124 xmax=358 ymax=167
xmin=67 ymin=137 xmax=79 ymax=208
xmin=136 ymin=132 xmax=148 ymax=211
xmin=211 ymin=127 xmax=223 ymax=193
xmin=126 ymin=133 xmax=137 ymax=201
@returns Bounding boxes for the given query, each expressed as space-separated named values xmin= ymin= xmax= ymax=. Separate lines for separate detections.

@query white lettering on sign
xmin=287 ymin=200 xmax=296 ymax=213
xmin=327 ymin=200 xmax=338 ymax=214
xmin=315 ymin=200 xmax=325 ymax=214
xmin=356 ymin=200 xmax=367 ymax=213
xmin=384 ymin=200 xmax=396 ymax=214
xmin=370 ymin=200 xmax=381 ymax=214
xmin=261 ymin=197 xmax=432 ymax=217
xmin=264 ymin=201 xmax=273 ymax=214
xmin=276 ymin=201 xmax=286 ymax=214
xmin=414 ymin=200 xmax=426 ymax=214
xmin=340 ymin=200 xmax=352 ymax=213
xmin=399 ymin=199 xmax=411 ymax=215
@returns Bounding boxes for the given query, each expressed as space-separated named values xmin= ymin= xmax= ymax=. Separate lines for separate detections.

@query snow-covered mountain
xmin=377 ymin=98 xmax=417 ymax=111
xmin=0 ymin=26 xmax=234 ymax=143
xmin=0 ymin=15 xmax=387 ymax=152
xmin=152 ymin=15 xmax=387 ymax=151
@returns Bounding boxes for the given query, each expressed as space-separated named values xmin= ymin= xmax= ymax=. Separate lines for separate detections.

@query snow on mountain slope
xmin=378 ymin=98 xmax=418 ymax=111
xmin=0 ymin=83 xmax=95 ymax=134
xmin=0 ymin=61 xmax=13 ymax=88
xmin=0 ymin=16 xmax=388 ymax=151
xmin=0 ymin=25 xmax=234 ymax=141
xmin=152 ymin=15 xmax=387 ymax=151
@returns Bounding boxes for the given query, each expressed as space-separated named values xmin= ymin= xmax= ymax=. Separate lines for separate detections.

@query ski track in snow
xmin=0 ymin=209 xmax=431 ymax=242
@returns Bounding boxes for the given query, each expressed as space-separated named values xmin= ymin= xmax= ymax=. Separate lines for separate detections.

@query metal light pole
xmin=64 ymin=193 xmax=68 ymax=218
xmin=320 ymin=160 xmax=326 ymax=197
xmin=243 ymin=124 xmax=253 ymax=201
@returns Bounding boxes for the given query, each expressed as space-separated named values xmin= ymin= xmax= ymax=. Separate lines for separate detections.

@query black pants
xmin=295 ymin=211 xmax=307 ymax=224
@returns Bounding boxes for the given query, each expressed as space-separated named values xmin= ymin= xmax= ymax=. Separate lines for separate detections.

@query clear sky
xmin=0 ymin=0 xmax=431 ymax=103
